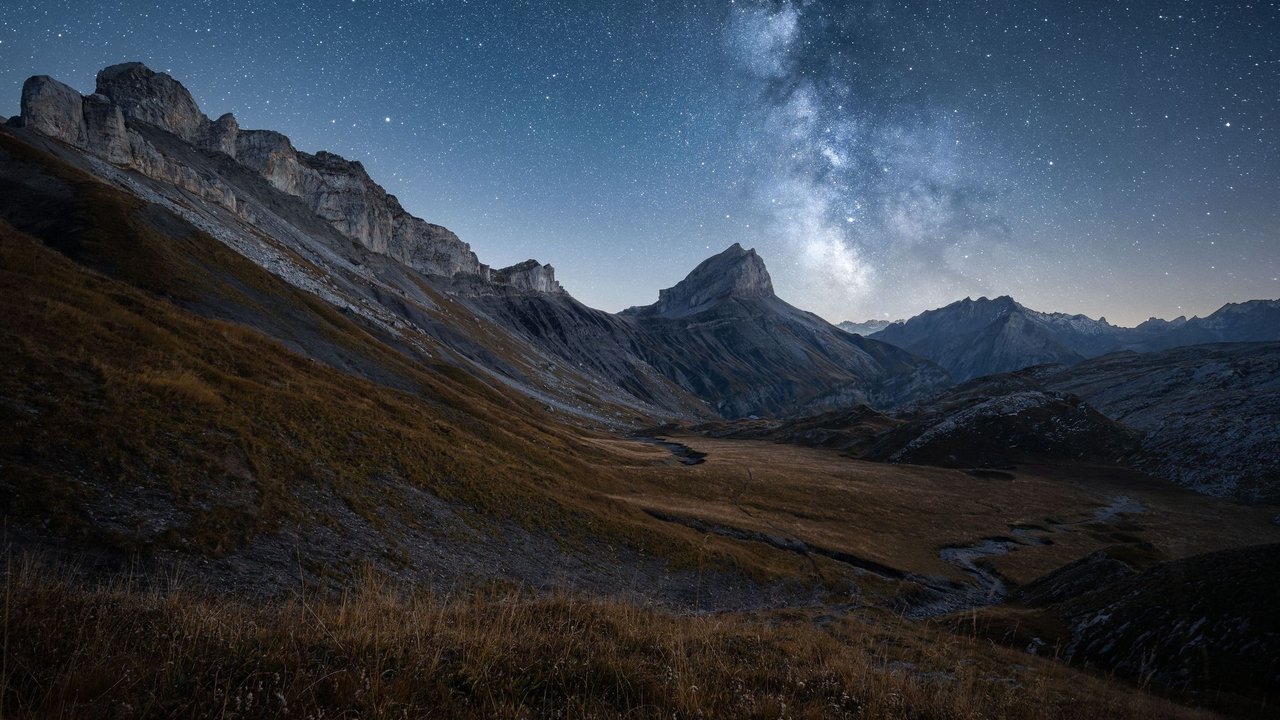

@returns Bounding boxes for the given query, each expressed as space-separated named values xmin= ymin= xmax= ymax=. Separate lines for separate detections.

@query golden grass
xmin=611 ymin=436 xmax=1280 ymax=589
xmin=0 ymin=557 xmax=1223 ymax=720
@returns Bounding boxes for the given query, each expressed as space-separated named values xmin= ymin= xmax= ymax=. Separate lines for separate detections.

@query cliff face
xmin=10 ymin=63 xmax=555 ymax=284
xmin=647 ymin=243 xmax=773 ymax=318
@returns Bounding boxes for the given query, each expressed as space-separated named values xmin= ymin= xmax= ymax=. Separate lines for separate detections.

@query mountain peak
xmin=94 ymin=62 xmax=209 ymax=144
xmin=648 ymin=243 xmax=774 ymax=317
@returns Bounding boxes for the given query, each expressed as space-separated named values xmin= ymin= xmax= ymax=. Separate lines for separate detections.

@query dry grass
xmin=0 ymin=557 xmax=1222 ymax=720
xmin=611 ymin=436 xmax=1280 ymax=589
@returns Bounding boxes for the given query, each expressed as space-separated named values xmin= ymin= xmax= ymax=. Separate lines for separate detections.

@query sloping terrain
xmin=1033 ymin=344 xmax=1280 ymax=502
xmin=3 ymin=61 xmax=1279 ymax=719
xmin=696 ymin=346 xmax=1280 ymax=503
xmin=968 ymin=543 xmax=1280 ymax=712
xmin=0 ymin=132 xmax=777 ymax=602
xmin=862 ymin=375 xmax=1141 ymax=468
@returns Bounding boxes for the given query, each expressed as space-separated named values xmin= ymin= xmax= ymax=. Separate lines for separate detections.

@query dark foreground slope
xmin=3 ymin=559 xmax=1220 ymax=720
xmin=967 ymin=543 xmax=1280 ymax=714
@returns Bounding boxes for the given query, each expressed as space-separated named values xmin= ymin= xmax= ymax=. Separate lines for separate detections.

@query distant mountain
xmin=837 ymin=319 xmax=898 ymax=336
xmin=1139 ymin=299 xmax=1280 ymax=351
xmin=869 ymin=296 xmax=1090 ymax=381
xmin=870 ymin=295 xmax=1280 ymax=381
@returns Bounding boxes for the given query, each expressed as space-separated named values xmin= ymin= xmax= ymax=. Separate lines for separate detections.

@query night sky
xmin=2 ymin=1 xmax=1277 ymax=325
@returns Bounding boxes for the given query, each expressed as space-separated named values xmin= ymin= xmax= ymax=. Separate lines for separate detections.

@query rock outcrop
xmin=641 ymin=243 xmax=773 ymax=318
xmin=1032 ymin=342 xmax=1280 ymax=503
xmin=618 ymin=244 xmax=950 ymax=416
xmin=12 ymin=62 xmax=544 ymax=284
xmin=18 ymin=76 xmax=87 ymax=147
xmin=94 ymin=62 xmax=210 ymax=145
xmin=493 ymin=260 xmax=562 ymax=294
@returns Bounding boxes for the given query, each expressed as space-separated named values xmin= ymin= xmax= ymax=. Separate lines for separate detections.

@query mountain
xmin=870 ymin=295 xmax=1280 ymax=381
xmin=698 ymin=341 xmax=1280 ymax=502
xmin=4 ymin=63 xmax=947 ymax=425
xmin=1140 ymin=299 xmax=1280 ymax=351
xmin=619 ymin=244 xmax=951 ymax=417
xmin=869 ymin=296 xmax=1091 ymax=381
xmin=838 ymin=319 xmax=897 ymax=335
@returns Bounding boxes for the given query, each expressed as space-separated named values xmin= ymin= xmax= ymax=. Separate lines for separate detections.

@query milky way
xmin=2 ymin=1 xmax=1276 ymax=324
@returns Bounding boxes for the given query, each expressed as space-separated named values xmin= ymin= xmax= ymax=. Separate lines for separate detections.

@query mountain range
xmin=3 ymin=63 xmax=1278 ymax=716
xmin=852 ymin=294 xmax=1280 ymax=381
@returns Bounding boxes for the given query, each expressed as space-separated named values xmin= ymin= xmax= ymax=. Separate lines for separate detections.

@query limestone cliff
xmin=11 ymin=63 xmax=569 ymax=284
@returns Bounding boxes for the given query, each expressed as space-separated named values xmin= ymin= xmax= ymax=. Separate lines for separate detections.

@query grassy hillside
xmin=0 ymin=558 xmax=1221 ymax=720
xmin=0 ymin=130 xmax=713 ymax=584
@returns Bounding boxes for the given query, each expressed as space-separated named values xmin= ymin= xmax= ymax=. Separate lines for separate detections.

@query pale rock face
xmin=15 ymin=62 xmax=550 ymax=287
xmin=494 ymin=260 xmax=563 ymax=294
xmin=234 ymin=134 xmax=485 ymax=278
xmin=19 ymin=76 xmax=87 ymax=147
xmin=95 ymin=62 xmax=209 ymax=144
xmin=81 ymin=93 xmax=131 ymax=164
xmin=207 ymin=113 xmax=239 ymax=158
xmin=651 ymin=242 xmax=773 ymax=317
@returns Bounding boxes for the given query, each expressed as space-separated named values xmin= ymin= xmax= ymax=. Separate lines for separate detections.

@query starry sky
xmin=2 ymin=0 xmax=1277 ymax=325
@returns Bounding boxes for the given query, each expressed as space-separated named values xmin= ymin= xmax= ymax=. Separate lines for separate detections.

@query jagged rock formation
xmin=492 ymin=260 xmax=563 ymax=294
xmin=10 ymin=62 xmax=513 ymax=281
xmin=640 ymin=243 xmax=772 ymax=318
xmin=4 ymin=63 xmax=948 ymax=424
xmin=870 ymin=295 xmax=1280 ymax=381
xmin=837 ymin=319 xmax=896 ymax=336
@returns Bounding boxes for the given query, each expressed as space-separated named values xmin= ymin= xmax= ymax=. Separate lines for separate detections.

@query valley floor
xmin=6 ymin=434 xmax=1277 ymax=718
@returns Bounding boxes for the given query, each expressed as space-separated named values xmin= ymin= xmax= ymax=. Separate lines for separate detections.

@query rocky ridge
xmin=870 ymin=294 xmax=1280 ymax=381
xmin=9 ymin=63 xmax=550 ymax=285
xmin=4 ymin=62 xmax=947 ymax=423
xmin=617 ymin=244 xmax=952 ymax=417
xmin=629 ymin=242 xmax=773 ymax=318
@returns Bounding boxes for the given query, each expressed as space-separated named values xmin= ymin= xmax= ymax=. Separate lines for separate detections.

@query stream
xmin=906 ymin=495 xmax=1146 ymax=619
xmin=634 ymin=436 xmax=707 ymax=465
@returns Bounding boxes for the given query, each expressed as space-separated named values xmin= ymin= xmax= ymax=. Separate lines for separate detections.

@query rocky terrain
xmin=1033 ymin=343 xmax=1280 ymax=503
xmin=869 ymin=294 xmax=1280 ymax=381
xmin=692 ymin=344 xmax=1280 ymax=503
xmin=862 ymin=375 xmax=1141 ymax=469
xmin=619 ymin=244 xmax=950 ymax=417
xmin=1007 ymin=543 xmax=1280 ymax=702
xmin=838 ymin=318 xmax=898 ymax=335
